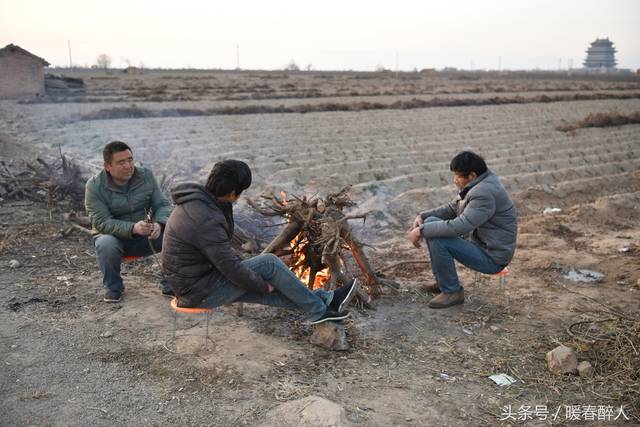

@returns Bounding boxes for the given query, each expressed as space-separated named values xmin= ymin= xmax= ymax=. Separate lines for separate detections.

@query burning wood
xmin=248 ymin=187 xmax=382 ymax=300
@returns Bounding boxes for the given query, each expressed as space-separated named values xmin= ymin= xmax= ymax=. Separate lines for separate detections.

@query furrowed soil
xmin=1 ymin=70 xmax=639 ymax=426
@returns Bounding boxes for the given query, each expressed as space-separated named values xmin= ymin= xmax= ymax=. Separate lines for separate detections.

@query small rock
xmin=546 ymin=344 xmax=578 ymax=375
xmin=310 ymin=322 xmax=349 ymax=351
xmin=259 ymin=395 xmax=351 ymax=427
xmin=100 ymin=331 xmax=114 ymax=338
xmin=577 ymin=361 xmax=594 ymax=377
xmin=490 ymin=325 xmax=499 ymax=332
xmin=9 ymin=259 xmax=20 ymax=268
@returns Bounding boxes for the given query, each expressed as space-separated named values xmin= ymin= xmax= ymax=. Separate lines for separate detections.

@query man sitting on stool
xmin=161 ymin=159 xmax=357 ymax=324
xmin=408 ymin=151 xmax=517 ymax=308
xmin=85 ymin=141 xmax=173 ymax=302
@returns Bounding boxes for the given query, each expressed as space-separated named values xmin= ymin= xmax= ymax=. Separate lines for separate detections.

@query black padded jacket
xmin=161 ymin=182 xmax=269 ymax=307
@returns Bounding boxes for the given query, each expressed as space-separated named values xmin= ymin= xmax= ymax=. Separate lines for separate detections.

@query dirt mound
xmin=569 ymin=191 xmax=640 ymax=229
xmin=513 ymin=169 xmax=640 ymax=217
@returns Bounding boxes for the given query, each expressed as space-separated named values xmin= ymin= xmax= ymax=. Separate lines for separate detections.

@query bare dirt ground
xmin=1 ymin=70 xmax=639 ymax=426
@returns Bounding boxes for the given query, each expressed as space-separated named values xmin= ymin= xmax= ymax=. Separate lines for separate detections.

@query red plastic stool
xmin=168 ymin=297 xmax=213 ymax=351
xmin=122 ymin=255 xmax=142 ymax=263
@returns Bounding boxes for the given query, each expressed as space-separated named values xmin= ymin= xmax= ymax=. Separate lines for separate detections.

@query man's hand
xmin=408 ymin=227 xmax=423 ymax=248
xmin=149 ymin=223 xmax=162 ymax=240
xmin=133 ymin=220 xmax=153 ymax=236
xmin=412 ymin=214 xmax=424 ymax=229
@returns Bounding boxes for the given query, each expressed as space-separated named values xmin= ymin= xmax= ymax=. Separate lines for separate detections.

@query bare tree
xmin=284 ymin=60 xmax=300 ymax=71
xmin=96 ymin=54 xmax=112 ymax=71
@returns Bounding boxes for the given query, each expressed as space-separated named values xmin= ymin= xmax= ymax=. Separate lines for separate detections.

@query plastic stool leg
xmin=204 ymin=311 xmax=210 ymax=348
xmin=173 ymin=310 xmax=177 ymax=340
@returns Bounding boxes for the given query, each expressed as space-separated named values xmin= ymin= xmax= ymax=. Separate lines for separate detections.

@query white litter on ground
xmin=564 ymin=269 xmax=605 ymax=283
xmin=543 ymin=207 xmax=562 ymax=215
xmin=489 ymin=373 xmax=517 ymax=386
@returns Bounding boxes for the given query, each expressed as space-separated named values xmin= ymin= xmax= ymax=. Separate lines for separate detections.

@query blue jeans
xmin=93 ymin=232 xmax=171 ymax=293
xmin=202 ymin=253 xmax=333 ymax=322
xmin=423 ymin=216 xmax=503 ymax=294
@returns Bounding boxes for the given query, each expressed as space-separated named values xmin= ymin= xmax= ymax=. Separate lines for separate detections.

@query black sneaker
xmin=103 ymin=290 xmax=122 ymax=303
xmin=310 ymin=309 xmax=350 ymax=325
xmin=329 ymin=279 xmax=358 ymax=313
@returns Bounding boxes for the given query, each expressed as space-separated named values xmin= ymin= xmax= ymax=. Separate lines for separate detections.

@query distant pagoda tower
xmin=583 ymin=38 xmax=617 ymax=69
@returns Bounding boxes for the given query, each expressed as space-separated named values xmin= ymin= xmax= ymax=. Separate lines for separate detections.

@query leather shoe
xmin=428 ymin=290 xmax=464 ymax=308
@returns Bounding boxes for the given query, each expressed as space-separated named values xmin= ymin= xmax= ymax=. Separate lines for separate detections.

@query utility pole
xmin=236 ymin=44 xmax=240 ymax=70
xmin=568 ymin=58 xmax=573 ymax=76
xmin=395 ymin=51 xmax=399 ymax=78
xmin=67 ymin=40 xmax=73 ymax=69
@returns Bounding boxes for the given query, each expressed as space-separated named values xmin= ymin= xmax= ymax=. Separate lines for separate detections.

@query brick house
xmin=0 ymin=44 xmax=50 ymax=98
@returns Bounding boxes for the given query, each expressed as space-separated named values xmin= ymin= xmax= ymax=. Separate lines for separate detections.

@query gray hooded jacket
xmin=419 ymin=170 xmax=517 ymax=266
xmin=161 ymin=182 xmax=269 ymax=307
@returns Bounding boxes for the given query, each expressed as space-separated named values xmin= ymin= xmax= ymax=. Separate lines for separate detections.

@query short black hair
xmin=205 ymin=160 xmax=252 ymax=197
xmin=103 ymin=141 xmax=132 ymax=163
xmin=450 ymin=151 xmax=487 ymax=177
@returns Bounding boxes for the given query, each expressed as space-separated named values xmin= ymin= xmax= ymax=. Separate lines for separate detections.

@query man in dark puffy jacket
xmin=85 ymin=141 xmax=173 ymax=303
xmin=408 ymin=151 xmax=517 ymax=308
xmin=161 ymin=160 xmax=357 ymax=325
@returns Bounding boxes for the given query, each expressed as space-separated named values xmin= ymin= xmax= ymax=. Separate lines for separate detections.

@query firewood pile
xmin=248 ymin=187 xmax=395 ymax=302
xmin=0 ymin=150 xmax=86 ymax=208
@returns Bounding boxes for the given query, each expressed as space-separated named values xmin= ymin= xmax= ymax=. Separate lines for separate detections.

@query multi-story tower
xmin=583 ymin=38 xmax=617 ymax=69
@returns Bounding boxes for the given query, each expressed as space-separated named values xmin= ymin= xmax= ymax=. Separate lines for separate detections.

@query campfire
xmin=248 ymin=187 xmax=382 ymax=302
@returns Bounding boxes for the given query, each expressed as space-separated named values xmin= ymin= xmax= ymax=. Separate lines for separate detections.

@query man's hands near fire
xmin=133 ymin=220 xmax=162 ymax=239
xmin=412 ymin=214 xmax=423 ymax=229
xmin=408 ymin=226 xmax=422 ymax=248
xmin=149 ymin=223 xmax=162 ymax=240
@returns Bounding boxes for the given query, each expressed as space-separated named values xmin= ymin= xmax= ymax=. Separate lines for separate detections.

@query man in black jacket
xmin=161 ymin=160 xmax=356 ymax=324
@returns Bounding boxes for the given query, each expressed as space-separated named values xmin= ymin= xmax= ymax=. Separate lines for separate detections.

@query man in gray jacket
xmin=408 ymin=151 xmax=517 ymax=308
xmin=161 ymin=160 xmax=357 ymax=324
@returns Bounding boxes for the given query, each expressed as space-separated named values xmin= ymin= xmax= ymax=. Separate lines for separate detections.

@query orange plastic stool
xmin=169 ymin=297 xmax=213 ymax=350
xmin=122 ymin=255 xmax=142 ymax=263
xmin=474 ymin=266 xmax=509 ymax=286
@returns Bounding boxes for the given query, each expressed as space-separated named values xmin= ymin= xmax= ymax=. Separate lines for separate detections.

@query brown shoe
xmin=420 ymin=282 xmax=441 ymax=293
xmin=428 ymin=290 xmax=465 ymax=309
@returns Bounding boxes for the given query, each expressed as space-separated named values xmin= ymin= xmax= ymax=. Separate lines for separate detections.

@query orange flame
xmin=290 ymin=233 xmax=330 ymax=289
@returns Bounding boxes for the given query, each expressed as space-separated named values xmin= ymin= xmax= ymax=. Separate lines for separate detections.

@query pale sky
xmin=1 ymin=0 xmax=639 ymax=71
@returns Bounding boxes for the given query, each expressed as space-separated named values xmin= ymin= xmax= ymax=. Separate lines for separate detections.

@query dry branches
xmin=248 ymin=187 xmax=381 ymax=298
xmin=0 ymin=149 xmax=86 ymax=208
xmin=568 ymin=315 xmax=640 ymax=414
xmin=557 ymin=110 xmax=640 ymax=132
